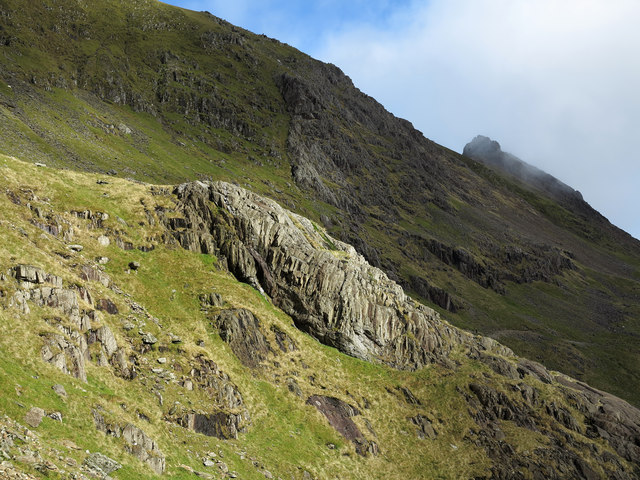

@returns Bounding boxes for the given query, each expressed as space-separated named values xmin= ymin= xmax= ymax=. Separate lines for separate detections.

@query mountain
xmin=463 ymin=135 xmax=605 ymax=223
xmin=1 ymin=155 xmax=639 ymax=480
xmin=0 ymin=0 xmax=640 ymax=477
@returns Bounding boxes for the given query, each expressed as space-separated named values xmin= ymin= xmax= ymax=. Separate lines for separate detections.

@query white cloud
xmin=314 ymin=0 xmax=640 ymax=238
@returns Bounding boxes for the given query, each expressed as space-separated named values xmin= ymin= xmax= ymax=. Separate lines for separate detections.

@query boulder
xmin=83 ymin=452 xmax=121 ymax=477
xmin=52 ymin=384 xmax=67 ymax=398
xmin=97 ymin=235 xmax=110 ymax=246
xmin=141 ymin=332 xmax=158 ymax=345
xmin=25 ymin=407 xmax=45 ymax=428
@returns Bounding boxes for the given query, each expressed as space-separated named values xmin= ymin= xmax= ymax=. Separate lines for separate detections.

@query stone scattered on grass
xmin=52 ymin=384 xmax=67 ymax=399
xmin=142 ymin=332 xmax=158 ymax=345
xmin=24 ymin=407 xmax=45 ymax=428
xmin=83 ymin=452 xmax=122 ymax=477
xmin=97 ymin=235 xmax=110 ymax=247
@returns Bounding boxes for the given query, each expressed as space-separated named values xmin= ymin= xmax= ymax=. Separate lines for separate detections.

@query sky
xmin=164 ymin=0 xmax=640 ymax=240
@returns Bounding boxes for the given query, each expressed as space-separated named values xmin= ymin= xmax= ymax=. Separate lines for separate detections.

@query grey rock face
xmin=167 ymin=181 xmax=484 ymax=370
xmin=213 ymin=309 xmax=271 ymax=368
xmin=11 ymin=265 xmax=62 ymax=289
xmin=30 ymin=287 xmax=79 ymax=316
xmin=8 ymin=264 xmax=132 ymax=384
xmin=9 ymin=266 xmax=80 ymax=320
xmin=24 ymin=407 xmax=45 ymax=428
xmin=92 ymin=410 xmax=165 ymax=474
xmin=83 ymin=452 xmax=121 ymax=477
xmin=41 ymin=333 xmax=87 ymax=382
xmin=79 ymin=264 xmax=111 ymax=287
xmin=306 ymin=395 xmax=376 ymax=456
xmin=93 ymin=326 xmax=118 ymax=357
xmin=188 ymin=355 xmax=245 ymax=411
xmin=554 ymin=375 xmax=640 ymax=467
xmin=179 ymin=412 xmax=245 ymax=440
xmin=122 ymin=424 xmax=165 ymax=474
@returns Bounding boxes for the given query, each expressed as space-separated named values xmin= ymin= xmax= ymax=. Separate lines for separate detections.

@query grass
xmin=0 ymin=153 xmax=635 ymax=478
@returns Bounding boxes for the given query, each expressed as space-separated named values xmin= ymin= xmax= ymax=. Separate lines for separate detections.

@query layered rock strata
xmin=165 ymin=181 xmax=505 ymax=370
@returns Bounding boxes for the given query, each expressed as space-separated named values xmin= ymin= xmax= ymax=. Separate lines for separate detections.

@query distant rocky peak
xmin=463 ymin=134 xmax=589 ymax=210
xmin=462 ymin=135 xmax=503 ymax=163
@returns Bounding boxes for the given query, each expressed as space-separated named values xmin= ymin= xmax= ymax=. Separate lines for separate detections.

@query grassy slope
xmin=0 ymin=0 xmax=639 ymax=410
xmin=1 ymin=152 xmax=636 ymax=479
xmin=0 ymin=154 xmax=497 ymax=479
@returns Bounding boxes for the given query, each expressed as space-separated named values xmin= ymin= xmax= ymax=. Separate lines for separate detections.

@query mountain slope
xmin=463 ymin=134 xmax=619 ymax=230
xmin=1 ymin=154 xmax=639 ymax=479
xmin=0 ymin=0 xmax=639 ymax=411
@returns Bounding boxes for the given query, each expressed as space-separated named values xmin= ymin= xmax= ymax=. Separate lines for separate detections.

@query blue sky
xmin=164 ymin=0 xmax=416 ymax=53
xmin=163 ymin=0 xmax=640 ymax=240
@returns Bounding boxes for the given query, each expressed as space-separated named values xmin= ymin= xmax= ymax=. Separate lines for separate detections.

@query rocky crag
xmin=463 ymin=135 xmax=600 ymax=218
xmin=165 ymin=180 xmax=484 ymax=369
xmin=162 ymin=179 xmax=640 ymax=479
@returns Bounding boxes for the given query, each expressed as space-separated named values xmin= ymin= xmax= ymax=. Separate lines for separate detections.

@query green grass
xmin=0 ymin=150 xmax=634 ymax=478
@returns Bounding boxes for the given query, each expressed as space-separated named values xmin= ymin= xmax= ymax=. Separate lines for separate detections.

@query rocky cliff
xmin=165 ymin=180 xmax=478 ymax=369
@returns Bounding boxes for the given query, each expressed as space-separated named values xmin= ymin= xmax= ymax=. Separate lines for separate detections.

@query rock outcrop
xmin=463 ymin=135 xmax=594 ymax=216
xmin=306 ymin=395 xmax=378 ymax=456
xmin=213 ymin=309 xmax=271 ymax=368
xmin=165 ymin=181 xmax=490 ymax=370
xmin=162 ymin=180 xmax=640 ymax=477
xmin=92 ymin=409 xmax=166 ymax=474
xmin=179 ymin=412 xmax=246 ymax=440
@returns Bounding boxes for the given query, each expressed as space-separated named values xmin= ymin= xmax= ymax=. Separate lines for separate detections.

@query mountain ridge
xmin=0 ymin=0 xmax=640 ymax=478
